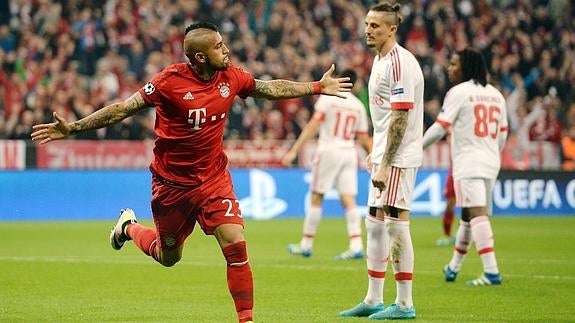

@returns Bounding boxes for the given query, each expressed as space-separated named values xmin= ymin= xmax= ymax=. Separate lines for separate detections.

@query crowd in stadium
xmin=0 ymin=0 xmax=574 ymax=169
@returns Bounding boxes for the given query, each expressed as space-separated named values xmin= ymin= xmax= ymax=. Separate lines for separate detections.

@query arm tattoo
xmin=251 ymin=79 xmax=313 ymax=100
xmin=382 ymin=109 xmax=409 ymax=166
xmin=70 ymin=92 xmax=149 ymax=134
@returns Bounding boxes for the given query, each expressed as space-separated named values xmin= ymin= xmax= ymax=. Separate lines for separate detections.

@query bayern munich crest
xmin=218 ymin=82 xmax=231 ymax=98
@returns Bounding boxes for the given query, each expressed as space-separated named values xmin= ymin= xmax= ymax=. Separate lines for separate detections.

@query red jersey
xmin=138 ymin=63 xmax=256 ymax=185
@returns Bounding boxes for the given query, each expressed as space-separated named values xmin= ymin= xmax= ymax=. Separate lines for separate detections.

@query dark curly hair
xmin=457 ymin=48 xmax=488 ymax=86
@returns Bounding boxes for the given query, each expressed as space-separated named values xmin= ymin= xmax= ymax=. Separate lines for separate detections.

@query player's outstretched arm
xmin=357 ymin=133 xmax=372 ymax=155
xmin=251 ymin=64 xmax=352 ymax=100
xmin=31 ymin=92 xmax=150 ymax=144
xmin=422 ymin=122 xmax=447 ymax=150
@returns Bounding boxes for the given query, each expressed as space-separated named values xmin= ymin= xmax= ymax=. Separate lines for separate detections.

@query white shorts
xmin=367 ymin=165 xmax=417 ymax=210
xmin=454 ymin=178 xmax=494 ymax=214
xmin=311 ymin=148 xmax=358 ymax=195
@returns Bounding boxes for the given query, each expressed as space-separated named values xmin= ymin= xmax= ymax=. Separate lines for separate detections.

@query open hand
xmin=31 ymin=112 xmax=71 ymax=144
xmin=319 ymin=64 xmax=353 ymax=98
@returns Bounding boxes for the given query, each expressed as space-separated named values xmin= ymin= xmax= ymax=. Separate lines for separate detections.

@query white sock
xmin=470 ymin=215 xmax=499 ymax=274
xmin=387 ymin=217 xmax=413 ymax=309
xmin=448 ymin=220 xmax=472 ymax=272
xmin=301 ymin=206 xmax=322 ymax=250
xmin=345 ymin=208 xmax=363 ymax=252
xmin=364 ymin=215 xmax=388 ymax=305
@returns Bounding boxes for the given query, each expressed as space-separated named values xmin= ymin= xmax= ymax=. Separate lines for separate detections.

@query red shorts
xmin=444 ymin=168 xmax=455 ymax=199
xmin=150 ymin=169 xmax=243 ymax=250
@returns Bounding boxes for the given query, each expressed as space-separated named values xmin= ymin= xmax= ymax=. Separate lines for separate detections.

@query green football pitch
xmin=1 ymin=217 xmax=574 ymax=322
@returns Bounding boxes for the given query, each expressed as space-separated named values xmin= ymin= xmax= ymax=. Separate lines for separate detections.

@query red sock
xmin=222 ymin=241 xmax=253 ymax=323
xmin=443 ymin=210 xmax=454 ymax=237
xmin=126 ymin=223 xmax=159 ymax=261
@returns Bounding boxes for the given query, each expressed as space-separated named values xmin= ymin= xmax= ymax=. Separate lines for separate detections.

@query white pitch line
xmin=1 ymin=255 xmax=575 ymax=281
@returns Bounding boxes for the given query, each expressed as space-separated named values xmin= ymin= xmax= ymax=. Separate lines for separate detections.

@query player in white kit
xmin=282 ymin=69 xmax=371 ymax=260
xmin=340 ymin=2 xmax=423 ymax=320
xmin=423 ymin=47 xmax=508 ymax=286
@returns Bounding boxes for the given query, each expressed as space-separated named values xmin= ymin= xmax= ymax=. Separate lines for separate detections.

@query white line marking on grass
xmin=0 ymin=255 xmax=158 ymax=265
xmin=497 ymin=258 xmax=575 ymax=265
xmin=1 ymin=255 xmax=575 ymax=281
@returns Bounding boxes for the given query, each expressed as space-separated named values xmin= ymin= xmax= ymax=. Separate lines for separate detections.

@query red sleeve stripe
xmin=478 ymin=247 xmax=494 ymax=255
xmin=394 ymin=272 xmax=413 ymax=281
xmin=368 ymin=269 xmax=387 ymax=279
xmin=391 ymin=47 xmax=400 ymax=82
xmin=500 ymin=125 xmax=509 ymax=132
xmin=436 ymin=119 xmax=451 ymax=127
xmin=391 ymin=102 xmax=413 ymax=110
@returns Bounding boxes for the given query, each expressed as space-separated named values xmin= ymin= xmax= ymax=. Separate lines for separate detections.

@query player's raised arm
xmin=31 ymin=91 xmax=150 ymax=144
xmin=250 ymin=64 xmax=353 ymax=100
xmin=281 ymin=116 xmax=321 ymax=167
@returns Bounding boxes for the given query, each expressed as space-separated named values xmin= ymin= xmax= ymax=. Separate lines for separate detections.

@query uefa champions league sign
xmin=1 ymin=169 xmax=574 ymax=220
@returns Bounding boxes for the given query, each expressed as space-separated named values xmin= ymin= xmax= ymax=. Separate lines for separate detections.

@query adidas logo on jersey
xmin=183 ymin=92 xmax=194 ymax=100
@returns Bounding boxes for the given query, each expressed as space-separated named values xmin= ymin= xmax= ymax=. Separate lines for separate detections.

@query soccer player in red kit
xmin=31 ymin=22 xmax=352 ymax=323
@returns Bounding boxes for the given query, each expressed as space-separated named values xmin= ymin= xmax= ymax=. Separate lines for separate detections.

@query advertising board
xmin=2 ymin=169 xmax=572 ymax=221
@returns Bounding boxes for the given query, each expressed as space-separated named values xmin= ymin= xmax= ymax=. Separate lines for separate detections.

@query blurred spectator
xmin=72 ymin=7 xmax=107 ymax=76
xmin=527 ymin=95 xmax=563 ymax=144
xmin=242 ymin=104 xmax=264 ymax=140
xmin=224 ymin=98 xmax=252 ymax=140
xmin=5 ymin=102 xmax=33 ymax=139
xmin=423 ymin=96 xmax=441 ymax=131
xmin=501 ymin=132 xmax=530 ymax=171
xmin=560 ymin=125 xmax=575 ymax=171
xmin=0 ymin=0 xmax=573 ymax=171
xmin=0 ymin=24 xmax=16 ymax=53
xmin=0 ymin=1 xmax=9 ymax=26
xmin=262 ymin=107 xmax=286 ymax=140
xmin=289 ymin=106 xmax=311 ymax=139
xmin=564 ymin=102 xmax=575 ymax=129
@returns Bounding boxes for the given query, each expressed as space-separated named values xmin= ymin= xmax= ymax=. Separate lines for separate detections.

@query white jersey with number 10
xmin=313 ymin=91 xmax=369 ymax=151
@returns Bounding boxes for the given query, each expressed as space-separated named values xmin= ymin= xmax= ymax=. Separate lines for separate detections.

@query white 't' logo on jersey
xmin=188 ymin=108 xmax=227 ymax=130
xmin=188 ymin=108 xmax=207 ymax=130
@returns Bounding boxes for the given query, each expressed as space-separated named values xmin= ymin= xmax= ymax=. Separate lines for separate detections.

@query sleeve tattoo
xmin=70 ymin=92 xmax=149 ymax=134
xmin=252 ymin=79 xmax=313 ymax=100
xmin=382 ymin=110 xmax=409 ymax=165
